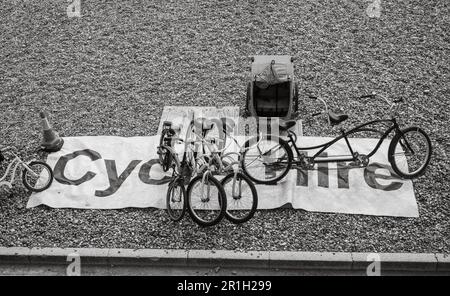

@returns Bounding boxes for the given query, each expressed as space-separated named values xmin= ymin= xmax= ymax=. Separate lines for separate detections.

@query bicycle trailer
xmin=245 ymin=55 xmax=299 ymax=119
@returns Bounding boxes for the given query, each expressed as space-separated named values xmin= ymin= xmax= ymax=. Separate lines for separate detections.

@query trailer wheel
xmin=244 ymin=82 xmax=251 ymax=116
xmin=293 ymin=82 xmax=299 ymax=113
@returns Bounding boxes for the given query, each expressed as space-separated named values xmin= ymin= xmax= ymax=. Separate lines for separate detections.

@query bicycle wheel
xmin=22 ymin=161 xmax=53 ymax=192
xmin=166 ymin=179 xmax=186 ymax=221
xmin=158 ymin=129 xmax=174 ymax=172
xmin=221 ymin=172 xmax=258 ymax=224
xmin=388 ymin=127 xmax=432 ymax=179
xmin=187 ymin=174 xmax=226 ymax=227
xmin=241 ymin=135 xmax=293 ymax=184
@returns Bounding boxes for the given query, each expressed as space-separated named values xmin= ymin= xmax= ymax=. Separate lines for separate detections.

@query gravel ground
xmin=0 ymin=0 xmax=449 ymax=253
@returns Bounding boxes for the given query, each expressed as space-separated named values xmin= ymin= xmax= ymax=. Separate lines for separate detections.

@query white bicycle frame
xmin=168 ymin=119 xmax=262 ymax=201
xmin=0 ymin=150 xmax=37 ymax=189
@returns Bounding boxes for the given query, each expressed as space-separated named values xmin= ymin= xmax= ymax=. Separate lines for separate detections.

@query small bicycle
xmin=0 ymin=146 xmax=53 ymax=192
xmin=157 ymin=121 xmax=180 ymax=172
xmin=188 ymin=124 xmax=258 ymax=224
xmin=160 ymin=117 xmax=259 ymax=225
xmin=163 ymin=137 xmax=227 ymax=227
xmin=241 ymin=93 xmax=432 ymax=184
xmin=165 ymin=156 xmax=188 ymax=222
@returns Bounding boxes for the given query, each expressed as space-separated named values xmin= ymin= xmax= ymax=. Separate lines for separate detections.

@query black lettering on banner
xmin=337 ymin=162 xmax=350 ymax=189
xmin=296 ymin=157 xmax=403 ymax=191
xmin=364 ymin=162 xmax=403 ymax=191
xmin=265 ymin=166 xmax=277 ymax=182
xmin=317 ymin=152 xmax=329 ymax=188
xmin=138 ymin=159 xmax=172 ymax=185
xmin=54 ymin=149 xmax=102 ymax=185
xmin=95 ymin=160 xmax=141 ymax=197
xmin=296 ymin=150 xmax=308 ymax=187
xmin=296 ymin=168 xmax=308 ymax=187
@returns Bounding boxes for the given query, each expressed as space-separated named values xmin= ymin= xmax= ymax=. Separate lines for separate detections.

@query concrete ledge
xmin=352 ymin=252 xmax=437 ymax=271
xmin=269 ymin=251 xmax=352 ymax=270
xmin=436 ymin=254 xmax=450 ymax=271
xmin=0 ymin=247 xmax=30 ymax=264
xmin=29 ymin=248 xmax=109 ymax=265
xmin=0 ymin=247 xmax=447 ymax=273
xmin=108 ymin=249 xmax=188 ymax=267
xmin=187 ymin=250 xmax=269 ymax=268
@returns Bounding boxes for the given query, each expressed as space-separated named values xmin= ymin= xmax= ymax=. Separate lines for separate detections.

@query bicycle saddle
xmin=278 ymin=120 xmax=296 ymax=131
xmin=328 ymin=111 xmax=348 ymax=125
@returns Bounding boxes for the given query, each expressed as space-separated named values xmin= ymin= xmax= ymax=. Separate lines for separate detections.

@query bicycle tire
xmin=159 ymin=129 xmax=174 ymax=172
xmin=187 ymin=174 xmax=227 ymax=227
xmin=241 ymin=135 xmax=293 ymax=184
xmin=221 ymin=172 xmax=258 ymax=224
xmin=166 ymin=179 xmax=186 ymax=222
xmin=160 ymin=146 xmax=173 ymax=172
xmin=388 ymin=126 xmax=432 ymax=179
xmin=22 ymin=161 xmax=53 ymax=192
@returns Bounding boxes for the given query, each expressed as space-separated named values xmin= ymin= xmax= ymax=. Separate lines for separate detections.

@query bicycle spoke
xmin=189 ymin=178 xmax=222 ymax=223
xmin=243 ymin=137 xmax=291 ymax=183
xmin=24 ymin=163 xmax=51 ymax=190
xmin=392 ymin=128 xmax=431 ymax=177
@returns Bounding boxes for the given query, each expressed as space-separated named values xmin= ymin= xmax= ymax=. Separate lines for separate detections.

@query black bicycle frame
xmin=287 ymin=119 xmax=402 ymax=164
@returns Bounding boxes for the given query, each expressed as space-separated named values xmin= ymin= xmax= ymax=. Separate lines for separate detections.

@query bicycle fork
xmin=200 ymin=172 xmax=212 ymax=202
xmin=398 ymin=132 xmax=415 ymax=156
xmin=231 ymin=169 xmax=242 ymax=199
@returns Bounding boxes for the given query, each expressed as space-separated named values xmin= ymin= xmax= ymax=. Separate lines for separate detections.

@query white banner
xmin=27 ymin=136 xmax=419 ymax=217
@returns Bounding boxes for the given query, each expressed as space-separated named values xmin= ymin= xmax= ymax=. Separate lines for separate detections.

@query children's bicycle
xmin=241 ymin=93 xmax=432 ymax=184
xmin=185 ymin=150 xmax=227 ymax=227
xmin=160 ymin=131 xmax=227 ymax=227
xmin=0 ymin=146 xmax=53 ymax=192
xmin=160 ymin=117 xmax=259 ymax=225
xmin=165 ymin=156 xmax=188 ymax=222
xmin=189 ymin=122 xmax=258 ymax=224
xmin=157 ymin=121 xmax=180 ymax=172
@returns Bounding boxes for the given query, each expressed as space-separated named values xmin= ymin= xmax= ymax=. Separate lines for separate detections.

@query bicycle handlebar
xmin=360 ymin=92 xmax=404 ymax=106
xmin=309 ymin=91 xmax=405 ymax=121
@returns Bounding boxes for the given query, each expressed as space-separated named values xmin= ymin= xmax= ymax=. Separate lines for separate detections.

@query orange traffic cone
xmin=39 ymin=111 xmax=64 ymax=152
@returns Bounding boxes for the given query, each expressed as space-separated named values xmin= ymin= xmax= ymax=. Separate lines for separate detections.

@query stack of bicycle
xmin=157 ymin=118 xmax=258 ymax=227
